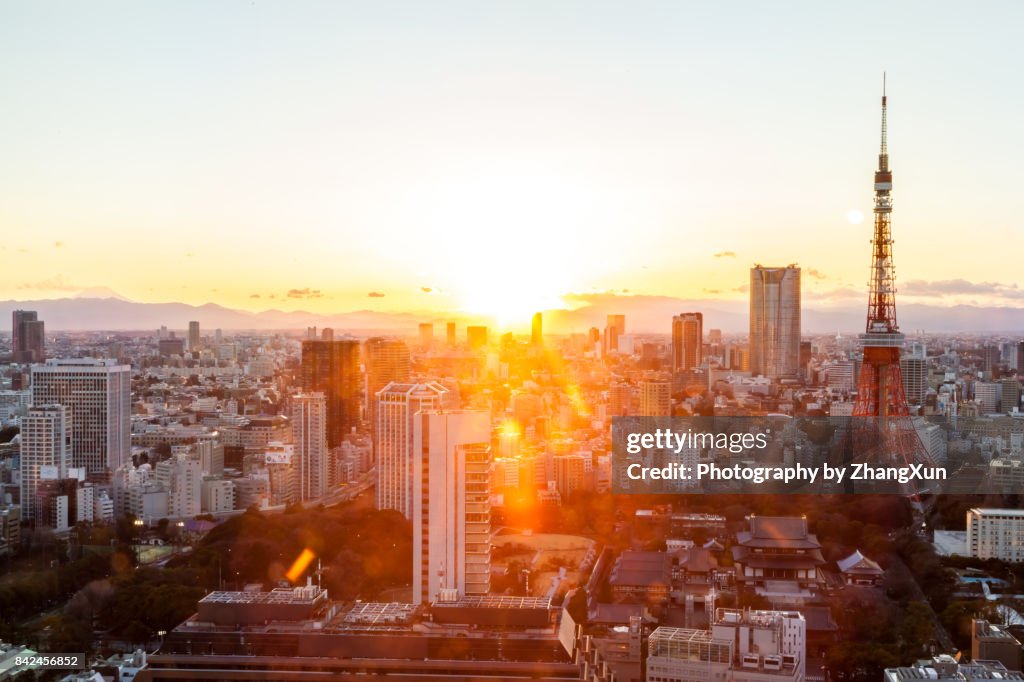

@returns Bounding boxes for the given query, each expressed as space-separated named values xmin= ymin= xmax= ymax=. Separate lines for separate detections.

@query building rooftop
xmin=199 ymin=585 xmax=325 ymax=607
xmin=433 ymin=595 xmax=552 ymax=610
xmin=837 ymin=549 xmax=883 ymax=575
xmin=969 ymin=508 xmax=1024 ymax=518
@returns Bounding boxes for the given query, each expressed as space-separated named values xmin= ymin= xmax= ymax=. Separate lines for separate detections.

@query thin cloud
xmin=420 ymin=287 xmax=433 ymax=294
xmin=367 ymin=291 xmax=385 ymax=298
xmin=901 ymin=279 xmax=1024 ymax=299
xmin=803 ymin=287 xmax=864 ymax=301
xmin=287 ymin=288 xmax=323 ymax=299
xmin=806 ymin=268 xmax=827 ymax=280
xmin=53 ymin=240 xmax=64 ymax=248
xmin=16 ymin=275 xmax=79 ymax=292
xmin=714 ymin=251 xmax=737 ymax=259
xmin=250 ymin=293 xmax=261 ymax=299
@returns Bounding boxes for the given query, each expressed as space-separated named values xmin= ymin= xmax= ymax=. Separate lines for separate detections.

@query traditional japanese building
xmin=732 ymin=516 xmax=824 ymax=604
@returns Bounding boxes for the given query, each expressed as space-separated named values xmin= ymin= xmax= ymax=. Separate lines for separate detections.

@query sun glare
xmin=418 ymin=167 xmax=589 ymax=327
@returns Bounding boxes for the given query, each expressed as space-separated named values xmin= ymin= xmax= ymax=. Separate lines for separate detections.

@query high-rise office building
xmin=300 ymin=339 xmax=361 ymax=448
xmin=1001 ymin=378 xmax=1021 ymax=415
xmin=412 ymin=410 xmax=491 ymax=603
xmin=466 ymin=326 xmax=488 ymax=349
xmin=446 ymin=322 xmax=457 ymax=347
xmin=671 ymin=312 xmax=703 ymax=372
xmin=531 ymin=313 xmax=543 ymax=348
xmin=11 ymin=310 xmax=45 ymax=363
xmin=20 ymin=404 xmax=71 ymax=521
xmin=901 ymin=357 xmax=928 ymax=407
xmin=605 ymin=314 xmax=625 ymax=353
xmin=375 ymin=382 xmax=448 ymax=518
xmin=749 ymin=265 xmax=801 ymax=380
xmin=418 ymin=323 xmax=434 ymax=346
xmin=975 ymin=381 xmax=1000 ymax=414
xmin=292 ymin=392 xmax=328 ymax=502
xmin=365 ymin=337 xmax=411 ymax=446
xmin=188 ymin=321 xmax=201 ymax=351
xmin=31 ymin=359 xmax=131 ymax=476
xmin=639 ymin=381 xmax=671 ymax=416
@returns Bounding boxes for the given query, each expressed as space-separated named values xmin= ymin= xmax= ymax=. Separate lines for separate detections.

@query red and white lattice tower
xmin=850 ymin=77 xmax=932 ymax=474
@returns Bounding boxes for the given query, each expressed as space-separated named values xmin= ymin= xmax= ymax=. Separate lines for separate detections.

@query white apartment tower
xmin=412 ymin=410 xmax=491 ymax=604
xmin=376 ymin=382 xmax=449 ymax=518
xmin=31 ymin=358 xmax=131 ymax=476
xmin=966 ymin=508 xmax=1024 ymax=562
xmin=20 ymin=404 xmax=72 ymax=521
xmin=292 ymin=392 xmax=328 ymax=503
xmin=155 ymin=451 xmax=202 ymax=519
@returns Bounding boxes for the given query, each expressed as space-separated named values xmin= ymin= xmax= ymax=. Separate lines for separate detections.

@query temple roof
xmin=736 ymin=516 xmax=821 ymax=550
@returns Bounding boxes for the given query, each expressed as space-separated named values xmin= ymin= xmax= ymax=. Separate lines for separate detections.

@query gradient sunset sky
xmin=2 ymin=1 xmax=1022 ymax=324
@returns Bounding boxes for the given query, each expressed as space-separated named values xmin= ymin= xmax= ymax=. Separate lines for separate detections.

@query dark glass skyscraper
xmin=12 ymin=310 xmax=45 ymax=363
xmin=671 ymin=312 xmax=703 ymax=372
xmin=300 ymin=339 xmax=361 ymax=447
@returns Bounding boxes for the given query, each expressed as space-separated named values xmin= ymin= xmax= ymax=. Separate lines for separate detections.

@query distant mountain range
xmin=3 ymin=294 xmax=1023 ymax=335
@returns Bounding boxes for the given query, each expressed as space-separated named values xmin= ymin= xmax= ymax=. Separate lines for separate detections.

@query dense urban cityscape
xmin=5 ymin=252 xmax=1024 ymax=680
xmin=5 ymin=3 xmax=1024 ymax=682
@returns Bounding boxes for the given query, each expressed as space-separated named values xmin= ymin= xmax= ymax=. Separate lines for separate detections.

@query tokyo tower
xmin=850 ymin=76 xmax=932 ymax=477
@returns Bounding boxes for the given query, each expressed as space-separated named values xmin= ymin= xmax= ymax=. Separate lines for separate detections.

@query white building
xmin=411 ymin=410 xmax=491 ymax=604
xmin=639 ymin=381 xmax=671 ymax=417
xmin=975 ymin=382 xmax=1001 ymax=415
xmin=201 ymin=477 xmax=235 ymax=514
xmin=155 ymin=452 xmax=202 ymax=519
xmin=292 ymin=392 xmax=328 ymax=502
xmin=31 ymin=358 xmax=132 ymax=475
xmin=376 ymin=382 xmax=448 ymax=518
xmin=647 ymin=609 xmax=806 ymax=682
xmin=19 ymin=404 xmax=71 ymax=521
xmin=93 ymin=490 xmax=115 ymax=522
xmin=966 ymin=508 xmax=1024 ymax=562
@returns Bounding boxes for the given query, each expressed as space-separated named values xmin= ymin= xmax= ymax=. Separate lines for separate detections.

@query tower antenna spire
xmin=880 ymin=72 xmax=888 ymax=159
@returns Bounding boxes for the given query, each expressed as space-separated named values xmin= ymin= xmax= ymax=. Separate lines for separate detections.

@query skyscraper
xmin=31 ymin=359 xmax=131 ymax=476
xmin=466 ymin=326 xmax=488 ymax=349
xmin=671 ymin=312 xmax=703 ymax=372
xmin=292 ymin=392 xmax=328 ymax=502
xmin=364 ymin=337 xmax=411 ymax=447
xmin=412 ymin=410 xmax=491 ymax=603
xmin=418 ymin=323 xmax=434 ymax=346
xmin=11 ymin=310 xmax=45 ymax=363
xmin=605 ymin=314 xmax=625 ymax=352
xmin=749 ymin=265 xmax=801 ymax=380
xmin=188 ymin=321 xmax=201 ymax=351
xmin=300 ymin=339 xmax=361 ymax=448
xmin=375 ymin=382 xmax=448 ymax=518
xmin=900 ymin=356 xmax=927 ymax=407
xmin=20 ymin=404 xmax=71 ymax=521
xmin=531 ymin=312 xmax=543 ymax=348
xmin=446 ymin=322 xmax=457 ymax=347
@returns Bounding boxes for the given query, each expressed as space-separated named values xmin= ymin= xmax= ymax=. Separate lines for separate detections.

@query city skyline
xmin=3 ymin=2 xmax=1024 ymax=324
